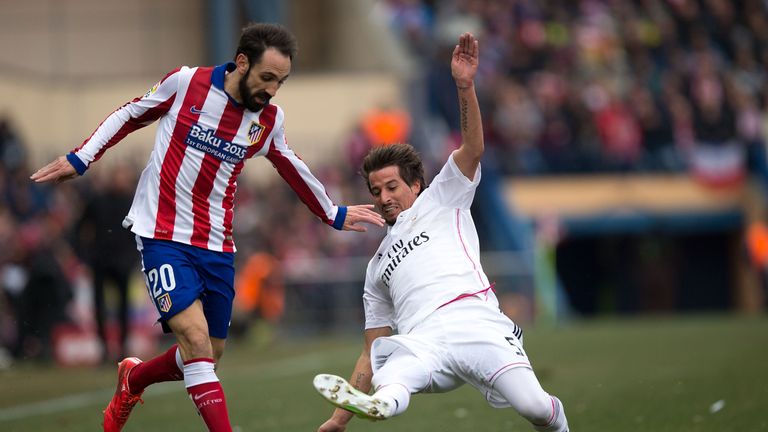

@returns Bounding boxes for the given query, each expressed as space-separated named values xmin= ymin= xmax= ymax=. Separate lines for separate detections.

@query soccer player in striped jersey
xmin=32 ymin=23 xmax=384 ymax=432
xmin=314 ymin=33 xmax=568 ymax=432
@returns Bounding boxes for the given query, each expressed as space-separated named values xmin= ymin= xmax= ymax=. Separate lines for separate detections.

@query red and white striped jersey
xmin=69 ymin=63 xmax=342 ymax=252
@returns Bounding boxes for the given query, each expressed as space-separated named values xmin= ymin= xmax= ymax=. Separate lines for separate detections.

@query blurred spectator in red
xmin=592 ymin=84 xmax=643 ymax=171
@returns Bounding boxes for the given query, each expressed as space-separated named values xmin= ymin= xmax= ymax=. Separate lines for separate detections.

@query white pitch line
xmin=0 ymin=349 xmax=346 ymax=423
xmin=0 ymin=389 xmax=112 ymax=422
xmin=0 ymin=382 xmax=178 ymax=422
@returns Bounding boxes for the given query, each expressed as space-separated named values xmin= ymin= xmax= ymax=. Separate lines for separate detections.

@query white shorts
xmin=370 ymin=297 xmax=531 ymax=408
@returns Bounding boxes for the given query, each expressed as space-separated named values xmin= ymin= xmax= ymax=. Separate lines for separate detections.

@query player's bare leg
xmin=169 ymin=300 xmax=233 ymax=432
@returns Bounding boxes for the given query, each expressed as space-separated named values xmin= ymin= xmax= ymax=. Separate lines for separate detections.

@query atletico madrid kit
xmin=67 ymin=63 xmax=347 ymax=334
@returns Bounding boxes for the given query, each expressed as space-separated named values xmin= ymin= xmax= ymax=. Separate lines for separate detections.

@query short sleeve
xmin=362 ymin=262 xmax=395 ymax=330
xmin=423 ymin=151 xmax=481 ymax=209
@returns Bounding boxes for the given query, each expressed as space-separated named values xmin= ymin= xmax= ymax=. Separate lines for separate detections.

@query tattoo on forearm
xmin=354 ymin=372 xmax=366 ymax=389
xmin=460 ymin=97 xmax=468 ymax=132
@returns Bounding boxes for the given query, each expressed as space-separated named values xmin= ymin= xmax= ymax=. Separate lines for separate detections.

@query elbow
xmin=467 ymin=144 xmax=484 ymax=162
xmin=475 ymin=143 xmax=485 ymax=159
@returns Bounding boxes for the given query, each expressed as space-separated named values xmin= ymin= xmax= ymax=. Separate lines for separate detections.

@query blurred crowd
xmin=379 ymin=0 xmax=768 ymax=180
xmin=0 ymin=117 xmax=83 ymax=363
xmin=4 ymin=0 xmax=768 ymax=364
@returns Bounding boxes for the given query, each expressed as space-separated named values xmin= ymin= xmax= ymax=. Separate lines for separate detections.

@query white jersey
xmin=69 ymin=63 xmax=342 ymax=253
xmin=363 ymin=153 xmax=495 ymax=334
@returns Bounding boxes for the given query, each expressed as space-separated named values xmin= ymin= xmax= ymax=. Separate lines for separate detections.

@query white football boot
xmin=313 ymin=374 xmax=393 ymax=421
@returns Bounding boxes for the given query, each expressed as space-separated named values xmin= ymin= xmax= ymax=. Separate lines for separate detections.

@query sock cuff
xmin=183 ymin=357 xmax=215 ymax=365
xmin=547 ymin=396 xmax=560 ymax=426
xmin=374 ymin=382 xmax=411 ymax=416
xmin=174 ymin=345 xmax=184 ymax=371
xmin=183 ymin=358 xmax=219 ymax=388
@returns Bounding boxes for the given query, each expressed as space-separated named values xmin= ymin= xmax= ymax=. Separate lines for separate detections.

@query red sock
xmin=187 ymin=380 xmax=232 ymax=432
xmin=127 ymin=344 xmax=183 ymax=393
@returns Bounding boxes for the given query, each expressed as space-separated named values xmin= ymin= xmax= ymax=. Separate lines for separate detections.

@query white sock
xmin=533 ymin=396 xmax=568 ymax=432
xmin=183 ymin=359 xmax=219 ymax=388
xmin=175 ymin=347 xmax=184 ymax=372
xmin=373 ymin=383 xmax=411 ymax=417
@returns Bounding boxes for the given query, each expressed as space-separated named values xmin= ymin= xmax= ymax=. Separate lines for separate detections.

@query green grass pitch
xmin=1 ymin=314 xmax=767 ymax=431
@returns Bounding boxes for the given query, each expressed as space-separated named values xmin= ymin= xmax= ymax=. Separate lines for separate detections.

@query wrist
xmin=332 ymin=205 xmax=347 ymax=230
xmin=66 ymin=152 xmax=88 ymax=175
xmin=333 ymin=408 xmax=354 ymax=423
xmin=456 ymin=82 xmax=474 ymax=90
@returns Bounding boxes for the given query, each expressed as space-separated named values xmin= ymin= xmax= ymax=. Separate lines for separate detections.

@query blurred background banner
xmin=0 ymin=0 xmax=767 ymax=367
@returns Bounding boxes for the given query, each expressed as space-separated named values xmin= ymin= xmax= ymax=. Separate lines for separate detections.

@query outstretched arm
xmin=318 ymin=326 xmax=392 ymax=432
xmin=266 ymin=123 xmax=384 ymax=231
xmin=450 ymin=32 xmax=483 ymax=180
xmin=31 ymin=69 xmax=180 ymax=184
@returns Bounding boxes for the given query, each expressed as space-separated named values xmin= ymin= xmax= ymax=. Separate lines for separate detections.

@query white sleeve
xmin=362 ymin=261 xmax=395 ymax=330
xmin=71 ymin=67 xmax=183 ymax=169
xmin=424 ymin=150 xmax=481 ymax=209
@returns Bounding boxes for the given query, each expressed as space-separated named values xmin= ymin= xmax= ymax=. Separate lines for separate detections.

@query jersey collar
xmin=212 ymin=62 xmax=243 ymax=108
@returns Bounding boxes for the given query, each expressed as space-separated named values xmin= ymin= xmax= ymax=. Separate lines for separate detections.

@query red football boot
xmin=102 ymin=357 xmax=144 ymax=431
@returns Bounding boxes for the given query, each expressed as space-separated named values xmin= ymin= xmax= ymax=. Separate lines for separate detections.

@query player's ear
xmin=411 ymin=181 xmax=422 ymax=195
xmin=235 ymin=53 xmax=249 ymax=74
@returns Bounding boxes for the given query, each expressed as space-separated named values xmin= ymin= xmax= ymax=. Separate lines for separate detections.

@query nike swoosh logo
xmin=193 ymin=389 xmax=219 ymax=401
xmin=190 ymin=105 xmax=207 ymax=115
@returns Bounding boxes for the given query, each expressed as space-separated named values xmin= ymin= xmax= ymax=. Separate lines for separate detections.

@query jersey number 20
xmin=148 ymin=264 xmax=177 ymax=298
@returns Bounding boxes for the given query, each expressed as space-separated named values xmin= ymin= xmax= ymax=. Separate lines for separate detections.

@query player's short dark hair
xmin=361 ymin=143 xmax=426 ymax=194
xmin=236 ymin=22 xmax=298 ymax=65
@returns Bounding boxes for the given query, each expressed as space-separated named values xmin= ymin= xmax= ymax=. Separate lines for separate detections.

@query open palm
xmin=451 ymin=32 xmax=479 ymax=88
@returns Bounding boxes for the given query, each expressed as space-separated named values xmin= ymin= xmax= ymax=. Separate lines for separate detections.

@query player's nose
xmin=266 ymin=83 xmax=279 ymax=97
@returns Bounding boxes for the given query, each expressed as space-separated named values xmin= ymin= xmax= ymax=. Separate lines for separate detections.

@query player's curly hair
xmin=361 ymin=143 xmax=427 ymax=194
xmin=236 ymin=22 xmax=298 ymax=65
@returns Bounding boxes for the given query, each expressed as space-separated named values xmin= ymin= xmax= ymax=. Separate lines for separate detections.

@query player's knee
xmin=177 ymin=330 xmax=213 ymax=358
xmin=514 ymin=393 xmax=554 ymax=425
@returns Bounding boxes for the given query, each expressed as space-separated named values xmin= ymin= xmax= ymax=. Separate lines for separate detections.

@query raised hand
xmin=451 ymin=32 xmax=479 ymax=89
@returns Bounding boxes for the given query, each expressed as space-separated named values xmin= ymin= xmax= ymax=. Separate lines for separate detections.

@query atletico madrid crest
xmin=248 ymin=121 xmax=265 ymax=146
xmin=158 ymin=293 xmax=172 ymax=313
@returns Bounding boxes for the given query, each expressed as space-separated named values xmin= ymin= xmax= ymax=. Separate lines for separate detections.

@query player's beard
xmin=239 ymin=68 xmax=271 ymax=112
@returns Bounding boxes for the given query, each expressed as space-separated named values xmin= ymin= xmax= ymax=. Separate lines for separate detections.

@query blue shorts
xmin=137 ymin=236 xmax=235 ymax=339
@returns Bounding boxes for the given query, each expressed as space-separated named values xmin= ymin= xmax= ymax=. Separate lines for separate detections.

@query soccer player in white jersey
xmin=314 ymin=33 xmax=569 ymax=432
xmin=31 ymin=23 xmax=384 ymax=432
